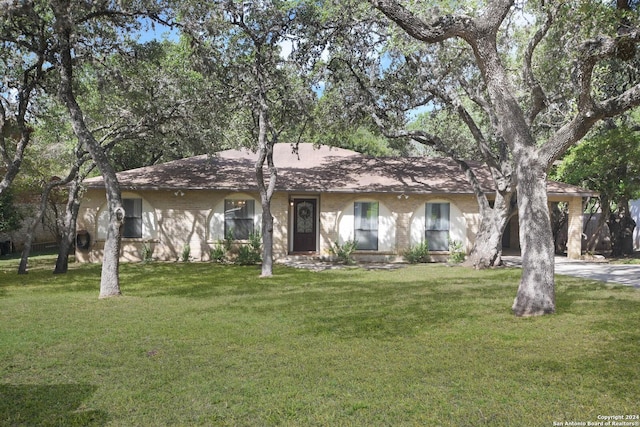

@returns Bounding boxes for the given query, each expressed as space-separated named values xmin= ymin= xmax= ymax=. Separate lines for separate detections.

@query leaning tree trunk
xmin=54 ymin=174 xmax=82 ymax=274
xmin=18 ymin=185 xmax=52 ymax=274
xmin=512 ymin=148 xmax=556 ymax=317
xmin=54 ymin=7 xmax=123 ymax=298
xmin=466 ymin=191 xmax=514 ymax=269
xmin=18 ymin=176 xmax=72 ymax=274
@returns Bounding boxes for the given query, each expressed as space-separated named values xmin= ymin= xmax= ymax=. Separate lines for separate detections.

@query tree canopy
xmin=554 ymin=116 xmax=640 ymax=255
xmin=313 ymin=0 xmax=640 ymax=315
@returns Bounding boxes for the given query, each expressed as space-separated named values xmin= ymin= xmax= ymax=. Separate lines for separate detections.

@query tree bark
xmin=511 ymin=148 xmax=556 ymax=316
xmin=252 ymin=38 xmax=278 ymax=278
xmin=465 ymin=191 xmax=514 ymax=269
xmin=18 ymin=178 xmax=63 ymax=274
xmin=0 ymin=129 xmax=30 ymax=197
xmin=255 ymin=107 xmax=277 ymax=277
xmin=472 ymin=36 xmax=557 ymax=316
xmin=54 ymin=174 xmax=83 ymax=274
xmin=53 ymin=0 xmax=123 ymax=297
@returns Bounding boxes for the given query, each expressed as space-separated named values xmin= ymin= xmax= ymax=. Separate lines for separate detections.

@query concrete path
xmin=503 ymin=256 xmax=640 ymax=289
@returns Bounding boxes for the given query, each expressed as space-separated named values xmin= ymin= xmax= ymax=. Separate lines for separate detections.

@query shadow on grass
xmin=302 ymin=288 xmax=482 ymax=339
xmin=126 ymin=264 xmax=316 ymax=299
xmin=0 ymin=383 xmax=108 ymax=426
xmin=555 ymin=277 xmax=640 ymax=314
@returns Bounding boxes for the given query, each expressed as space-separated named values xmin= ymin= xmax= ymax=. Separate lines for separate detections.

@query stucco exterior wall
xmin=315 ymin=193 xmax=479 ymax=262
xmin=77 ymin=189 xmax=483 ymax=263
xmin=76 ymin=188 xmax=584 ymax=263
xmin=77 ymin=189 xmax=279 ymax=262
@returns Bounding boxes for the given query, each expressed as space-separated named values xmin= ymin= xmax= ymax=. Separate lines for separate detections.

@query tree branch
xmin=523 ymin=4 xmax=556 ymax=126
xmin=368 ymin=0 xmax=474 ymax=43
xmin=540 ymin=30 xmax=640 ymax=166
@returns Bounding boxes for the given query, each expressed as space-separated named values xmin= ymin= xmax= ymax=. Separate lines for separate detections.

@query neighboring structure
xmin=632 ymin=199 xmax=640 ymax=252
xmin=76 ymin=143 xmax=594 ymax=263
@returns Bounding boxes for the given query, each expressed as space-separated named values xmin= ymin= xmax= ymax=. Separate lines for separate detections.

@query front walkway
xmin=503 ymin=255 xmax=640 ymax=289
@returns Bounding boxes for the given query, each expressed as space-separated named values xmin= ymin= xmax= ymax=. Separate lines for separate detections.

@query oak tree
xmin=178 ymin=0 xmax=317 ymax=276
xmin=360 ymin=0 xmax=640 ymax=315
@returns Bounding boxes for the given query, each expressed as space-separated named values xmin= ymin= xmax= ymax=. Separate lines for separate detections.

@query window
xmin=426 ymin=202 xmax=450 ymax=251
xmin=354 ymin=202 xmax=379 ymax=250
xmin=123 ymin=198 xmax=142 ymax=238
xmin=225 ymin=199 xmax=255 ymax=240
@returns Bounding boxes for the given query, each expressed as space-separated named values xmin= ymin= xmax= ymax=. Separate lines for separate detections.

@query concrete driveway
xmin=503 ymin=256 xmax=640 ymax=289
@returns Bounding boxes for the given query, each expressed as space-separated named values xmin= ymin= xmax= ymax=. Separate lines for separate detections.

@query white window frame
xmin=425 ymin=202 xmax=450 ymax=251
xmin=123 ymin=198 xmax=143 ymax=239
xmin=354 ymin=201 xmax=379 ymax=251
xmin=209 ymin=194 xmax=262 ymax=242
xmin=224 ymin=199 xmax=256 ymax=240
xmin=96 ymin=193 xmax=157 ymax=241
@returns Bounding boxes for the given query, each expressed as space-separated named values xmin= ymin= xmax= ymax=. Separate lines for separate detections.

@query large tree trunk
xmin=53 ymin=3 xmax=123 ymax=297
xmin=511 ymin=149 xmax=556 ymax=316
xmin=253 ymin=46 xmax=278 ymax=278
xmin=471 ymin=37 xmax=556 ymax=316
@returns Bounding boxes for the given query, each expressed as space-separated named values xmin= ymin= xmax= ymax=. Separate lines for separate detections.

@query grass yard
xmin=1 ymin=256 xmax=639 ymax=426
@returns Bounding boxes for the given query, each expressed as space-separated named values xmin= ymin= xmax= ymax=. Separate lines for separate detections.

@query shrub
xmin=448 ymin=240 xmax=466 ymax=264
xmin=210 ymin=242 xmax=226 ymax=263
xmin=236 ymin=231 xmax=261 ymax=265
xmin=223 ymin=230 xmax=234 ymax=251
xmin=404 ymin=241 xmax=430 ymax=264
xmin=0 ymin=189 xmax=22 ymax=233
xmin=140 ymin=242 xmax=153 ymax=263
xmin=181 ymin=244 xmax=191 ymax=262
xmin=329 ymin=239 xmax=358 ymax=265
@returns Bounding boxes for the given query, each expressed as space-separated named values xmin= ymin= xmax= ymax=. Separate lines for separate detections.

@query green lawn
xmin=1 ymin=256 xmax=639 ymax=426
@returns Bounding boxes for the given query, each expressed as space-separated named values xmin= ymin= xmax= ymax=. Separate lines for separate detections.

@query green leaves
xmin=554 ymin=119 xmax=640 ymax=202
xmin=0 ymin=188 xmax=22 ymax=233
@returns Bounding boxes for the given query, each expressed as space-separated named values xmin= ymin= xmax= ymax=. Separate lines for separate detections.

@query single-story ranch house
xmin=76 ymin=143 xmax=594 ymax=263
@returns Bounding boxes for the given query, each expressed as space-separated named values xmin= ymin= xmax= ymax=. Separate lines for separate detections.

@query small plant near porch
xmin=236 ymin=231 xmax=262 ymax=265
xmin=403 ymin=241 xmax=430 ymax=264
xmin=329 ymin=239 xmax=358 ymax=265
xmin=448 ymin=240 xmax=466 ymax=264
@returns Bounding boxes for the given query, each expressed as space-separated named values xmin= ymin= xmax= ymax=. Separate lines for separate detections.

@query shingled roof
xmin=84 ymin=143 xmax=595 ymax=197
